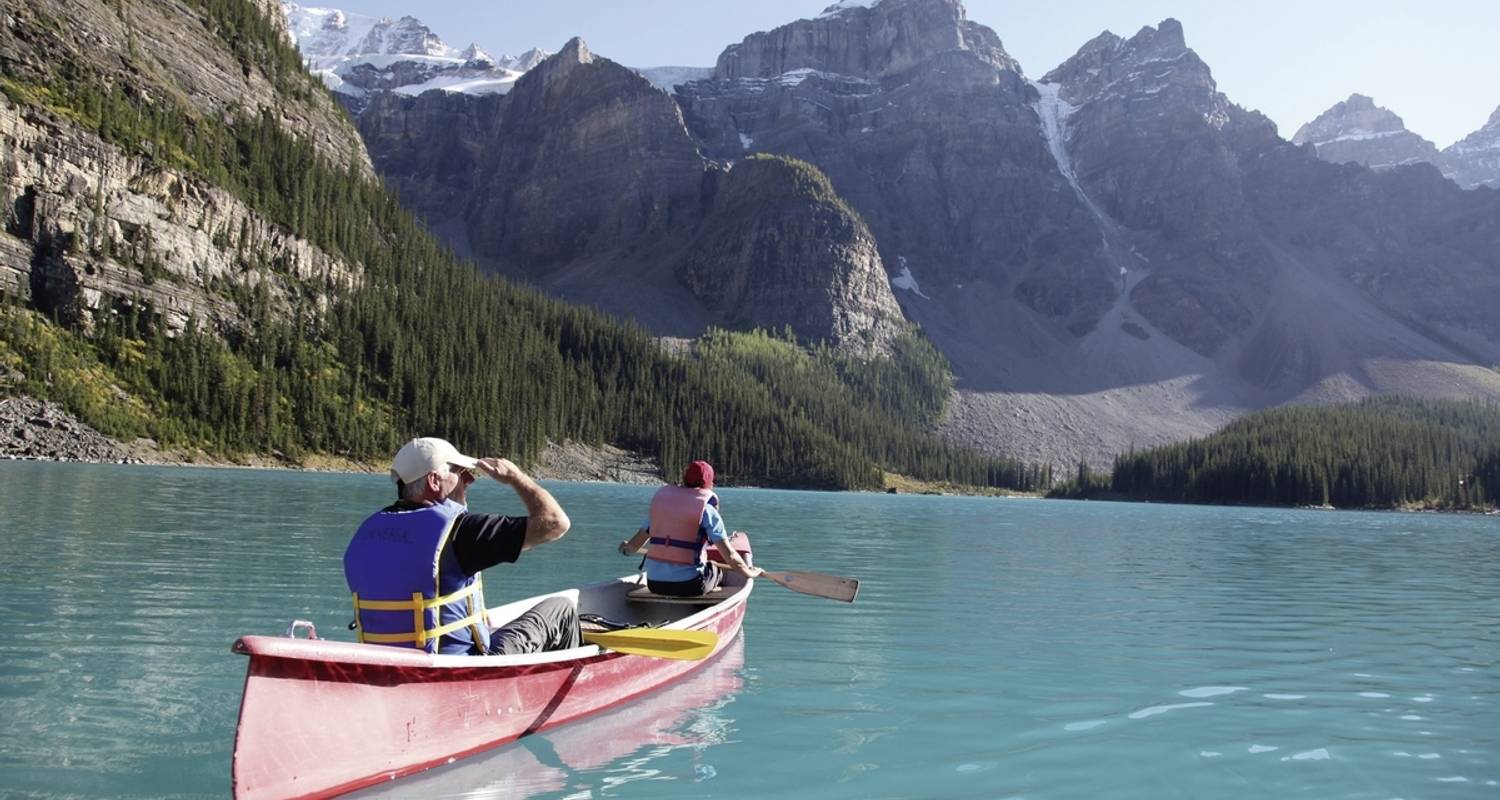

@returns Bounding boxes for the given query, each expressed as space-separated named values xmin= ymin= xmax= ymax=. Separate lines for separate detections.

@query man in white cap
xmin=344 ymin=437 xmax=579 ymax=655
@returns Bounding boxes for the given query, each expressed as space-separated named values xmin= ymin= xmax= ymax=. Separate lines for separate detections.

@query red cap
xmin=682 ymin=460 xmax=715 ymax=489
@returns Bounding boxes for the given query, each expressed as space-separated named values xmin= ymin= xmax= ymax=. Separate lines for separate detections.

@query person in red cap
xmin=617 ymin=460 xmax=760 ymax=596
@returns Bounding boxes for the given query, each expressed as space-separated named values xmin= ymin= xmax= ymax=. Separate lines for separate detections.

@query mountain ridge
xmin=1294 ymin=93 xmax=1500 ymax=189
xmin=327 ymin=0 xmax=1500 ymax=469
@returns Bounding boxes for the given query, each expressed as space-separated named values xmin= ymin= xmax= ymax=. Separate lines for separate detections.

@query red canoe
xmin=231 ymin=542 xmax=753 ymax=800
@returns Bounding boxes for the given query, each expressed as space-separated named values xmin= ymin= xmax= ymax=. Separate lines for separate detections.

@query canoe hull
xmin=231 ymin=577 xmax=748 ymax=800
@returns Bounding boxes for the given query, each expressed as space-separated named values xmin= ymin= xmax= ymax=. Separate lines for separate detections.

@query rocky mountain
xmin=1295 ymin=95 xmax=1500 ymax=191
xmin=678 ymin=154 xmax=905 ymax=346
xmin=328 ymin=0 xmax=1500 ymax=469
xmin=282 ymin=2 xmax=549 ymax=113
xmin=1 ymin=0 xmax=366 ymax=336
xmin=356 ymin=37 xmax=907 ymax=351
xmin=1292 ymin=94 xmax=1444 ymax=171
xmin=1443 ymin=105 xmax=1500 ymax=189
xmin=281 ymin=3 xmax=712 ymax=118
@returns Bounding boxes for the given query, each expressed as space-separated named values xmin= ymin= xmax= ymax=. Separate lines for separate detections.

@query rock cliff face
xmin=1039 ymin=20 xmax=1276 ymax=356
xmin=1 ymin=0 xmax=367 ymax=175
xmin=717 ymin=0 xmax=1018 ymax=80
xmin=1292 ymin=94 xmax=1444 ymax=171
xmin=678 ymin=156 xmax=905 ymax=347
xmin=678 ymin=0 xmax=1106 ymax=339
xmin=0 ymin=0 xmax=362 ymax=335
xmin=464 ymin=39 xmax=709 ymax=272
xmin=359 ymin=38 xmax=906 ymax=352
xmin=1035 ymin=19 xmax=1500 ymax=384
xmin=1443 ymin=105 xmax=1500 ymax=189
xmin=354 ymin=89 xmax=501 ymax=251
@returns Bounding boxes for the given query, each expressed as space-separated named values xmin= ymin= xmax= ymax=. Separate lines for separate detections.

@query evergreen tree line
xmin=694 ymin=330 xmax=1049 ymax=490
xmin=3 ymin=0 xmax=1043 ymax=492
xmin=1109 ymin=397 xmax=1500 ymax=509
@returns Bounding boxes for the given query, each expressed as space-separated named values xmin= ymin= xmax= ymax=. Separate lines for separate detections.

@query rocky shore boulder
xmin=0 ymin=396 xmax=142 ymax=463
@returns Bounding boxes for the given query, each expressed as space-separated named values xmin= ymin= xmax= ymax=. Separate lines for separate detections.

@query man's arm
xmin=475 ymin=458 xmax=570 ymax=550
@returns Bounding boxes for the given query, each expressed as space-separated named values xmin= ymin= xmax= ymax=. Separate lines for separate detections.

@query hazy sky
xmin=319 ymin=0 xmax=1499 ymax=147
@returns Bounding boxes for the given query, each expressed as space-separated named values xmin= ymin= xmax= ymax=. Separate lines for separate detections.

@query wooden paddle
xmin=581 ymin=628 xmax=718 ymax=661
xmin=761 ymin=570 xmax=860 ymax=603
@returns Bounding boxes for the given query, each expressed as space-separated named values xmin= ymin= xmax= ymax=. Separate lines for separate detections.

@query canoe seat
xmin=626 ymin=586 xmax=731 ymax=605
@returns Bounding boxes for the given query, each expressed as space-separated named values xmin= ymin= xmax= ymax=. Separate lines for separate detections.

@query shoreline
xmin=0 ymin=394 xmax=662 ymax=484
xmin=4 ymin=453 xmax=1494 ymax=513
xmin=7 ymin=395 xmax=1489 ymax=510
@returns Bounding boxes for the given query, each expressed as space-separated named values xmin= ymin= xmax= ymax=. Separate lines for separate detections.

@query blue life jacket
xmin=344 ymin=499 xmax=490 ymax=655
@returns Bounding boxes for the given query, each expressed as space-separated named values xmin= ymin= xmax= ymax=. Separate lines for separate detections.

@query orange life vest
xmin=645 ymin=485 xmax=718 ymax=566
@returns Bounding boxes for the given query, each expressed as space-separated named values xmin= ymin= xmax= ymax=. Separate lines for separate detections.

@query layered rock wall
xmin=0 ymin=96 xmax=357 ymax=334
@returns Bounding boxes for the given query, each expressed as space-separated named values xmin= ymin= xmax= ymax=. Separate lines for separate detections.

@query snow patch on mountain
xmin=890 ymin=257 xmax=930 ymax=299
xmin=281 ymin=2 xmax=546 ymax=105
xmin=819 ymin=0 xmax=884 ymax=18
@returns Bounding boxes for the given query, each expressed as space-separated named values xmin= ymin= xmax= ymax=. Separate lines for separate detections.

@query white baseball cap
xmin=390 ymin=437 xmax=480 ymax=484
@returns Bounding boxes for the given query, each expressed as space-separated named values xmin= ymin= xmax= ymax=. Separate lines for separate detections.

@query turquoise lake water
xmin=0 ymin=460 xmax=1496 ymax=799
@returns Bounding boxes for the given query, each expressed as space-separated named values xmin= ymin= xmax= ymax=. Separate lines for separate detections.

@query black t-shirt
xmin=385 ymin=501 xmax=527 ymax=576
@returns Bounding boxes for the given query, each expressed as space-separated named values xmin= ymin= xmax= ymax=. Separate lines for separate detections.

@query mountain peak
xmin=1292 ymin=94 xmax=1411 ymax=146
xmin=557 ymin=37 xmax=594 ymax=66
xmin=517 ymin=37 xmax=598 ymax=96
xmin=283 ymin=5 xmax=553 ymax=108
xmin=1137 ymin=18 xmax=1185 ymax=50
xmin=818 ymin=0 xmax=886 ymax=17
xmin=715 ymin=0 xmax=1018 ymax=81
xmin=1441 ymin=103 xmax=1500 ymax=189
xmin=354 ymin=14 xmax=454 ymax=58
xmin=1292 ymin=94 xmax=1441 ymax=172
xmin=509 ymin=48 xmax=552 ymax=72
xmin=460 ymin=43 xmax=494 ymax=67
xmin=1041 ymin=17 xmax=1217 ymax=111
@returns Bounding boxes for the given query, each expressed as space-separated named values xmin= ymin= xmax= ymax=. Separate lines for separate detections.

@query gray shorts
xmin=484 ymin=596 xmax=581 ymax=655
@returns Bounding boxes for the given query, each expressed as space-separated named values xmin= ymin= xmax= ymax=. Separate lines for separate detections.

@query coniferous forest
xmin=1108 ymin=397 xmax=1500 ymax=509
xmin=0 ymin=0 xmax=1050 ymax=492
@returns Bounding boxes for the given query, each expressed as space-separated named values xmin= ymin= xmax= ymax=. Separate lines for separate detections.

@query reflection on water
xmin=349 ymin=637 xmax=747 ymax=799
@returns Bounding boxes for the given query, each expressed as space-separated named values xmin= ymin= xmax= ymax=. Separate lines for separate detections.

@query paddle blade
xmin=764 ymin=570 xmax=860 ymax=603
xmin=582 ymin=628 xmax=718 ymax=661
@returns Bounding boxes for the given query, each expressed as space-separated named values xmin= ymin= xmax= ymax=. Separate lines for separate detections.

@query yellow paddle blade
xmin=582 ymin=628 xmax=719 ymax=661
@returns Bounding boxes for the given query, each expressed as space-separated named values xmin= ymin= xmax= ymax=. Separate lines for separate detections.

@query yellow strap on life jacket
xmin=358 ymin=615 xmax=486 ymax=645
xmin=350 ymin=576 xmax=487 ymax=649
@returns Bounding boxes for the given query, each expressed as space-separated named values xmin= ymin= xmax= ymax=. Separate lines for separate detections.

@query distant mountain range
xmin=280 ymin=0 xmax=1500 ymax=470
xmin=1293 ymin=93 xmax=1500 ymax=190
xmin=281 ymin=2 xmax=711 ymax=111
